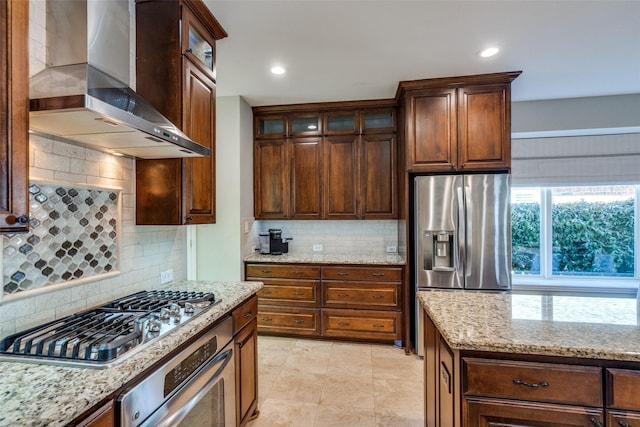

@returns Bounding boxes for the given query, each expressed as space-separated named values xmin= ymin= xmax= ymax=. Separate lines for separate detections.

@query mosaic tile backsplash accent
xmin=3 ymin=183 xmax=119 ymax=295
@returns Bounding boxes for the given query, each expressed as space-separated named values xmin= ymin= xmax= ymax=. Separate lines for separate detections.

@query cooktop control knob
xmin=148 ymin=314 xmax=162 ymax=332
xmin=184 ymin=302 xmax=194 ymax=314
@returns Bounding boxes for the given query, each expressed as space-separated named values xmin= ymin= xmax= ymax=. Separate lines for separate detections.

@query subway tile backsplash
xmin=3 ymin=183 xmax=119 ymax=295
xmin=256 ymin=220 xmax=399 ymax=256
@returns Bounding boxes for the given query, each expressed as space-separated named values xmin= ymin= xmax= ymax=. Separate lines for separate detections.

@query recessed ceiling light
xmin=479 ymin=47 xmax=500 ymax=58
xmin=112 ymin=152 xmax=124 ymax=157
xmin=271 ymin=65 xmax=286 ymax=75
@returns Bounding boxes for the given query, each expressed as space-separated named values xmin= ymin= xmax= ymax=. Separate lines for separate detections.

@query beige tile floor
xmin=246 ymin=335 xmax=424 ymax=427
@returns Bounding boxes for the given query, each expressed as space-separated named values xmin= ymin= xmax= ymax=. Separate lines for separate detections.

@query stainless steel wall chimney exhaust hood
xmin=29 ymin=0 xmax=209 ymax=159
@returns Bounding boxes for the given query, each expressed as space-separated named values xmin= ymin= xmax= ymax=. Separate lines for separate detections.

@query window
xmin=511 ymin=185 xmax=638 ymax=292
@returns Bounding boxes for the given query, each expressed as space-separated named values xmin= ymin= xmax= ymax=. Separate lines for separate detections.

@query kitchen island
xmin=417 ymin=290 xmax=640 ymax=426
xmin=0 ymin=280 xmax=262 ymax=427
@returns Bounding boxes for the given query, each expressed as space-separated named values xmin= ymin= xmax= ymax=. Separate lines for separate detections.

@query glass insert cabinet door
xmin=325 ymin=111 xmax=357 ymax=134
xmin=187 ymin=23 xmax=214 ymax=72
xmin=364 ymin=110 xmax=395 ymax=131
xmin=256 ymin=116 xmax=286 ymax=138
xmin=291 ymin=114 xmax=321 ymax=136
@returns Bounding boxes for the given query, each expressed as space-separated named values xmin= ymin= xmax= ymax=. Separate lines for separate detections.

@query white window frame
xmin=512 ymin=185 xmax=640 ymax=297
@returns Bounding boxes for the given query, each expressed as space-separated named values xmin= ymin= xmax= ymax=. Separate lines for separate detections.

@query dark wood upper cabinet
xmin=135 ymin=0 xmax=226 ymax=225
xmin=361 ymin=133 xmax=396 ymax=218
xmin=253 ymin=100 xmax=398 ymax=220
xmin=0 ymin=0 xmax=29 ymax=234
xmin=254 ymin=139 xmax=289 ymax=219
xmin=324 ymin=135 xmax=359 ymax=219
xmin=290 ymin=137 xmax=323 ymax=219
xmin=397 ymin=71 xmax=520 ymax=173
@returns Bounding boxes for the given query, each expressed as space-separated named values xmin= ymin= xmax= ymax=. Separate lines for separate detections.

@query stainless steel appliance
xmin=413 ymin=173 xmax=511 ymax=355
xmin=268 ymin=228 xmax=289 ymax=255
xmin=119 ymin=316 xmax=235 ymax=427
xmin=28 ymin=0 xmax=208 ymax=159
xmin=0 ymin=290 xmax=219 ymax=367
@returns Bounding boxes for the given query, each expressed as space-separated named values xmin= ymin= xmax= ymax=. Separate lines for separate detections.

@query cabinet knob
xmin=618 ymin=421 xmax=631 ymax=427
xmin=337 ymin=293 xmax=350 ymax=297
xmin=5 ymin=214 xmax=29 ymax=225
xmin=372 ymin=273 xmax=385 ymax=277
xmin=186 ymin=216 xmax=193 ymax=222
xmin=291 ymin=319 xmax=304 ymax=324
xmin=372 ymin=324 xmax=385 ymax=328
xmin=337 ymin=272 xmax=349 ymax=276
xmin=261 ymin=317 xmax=273 ymax=322
xmin=185 ymin=48 xmax=193 ymax=54
xmin=372 ymin=294 xmax=384 ymax=299
xmin=338 ymin=322 xmax=350 ymax=327
xmin=589 ymin=417 xmax=603 ymax=427
xmin=242 ymin=311 xmax=253 ymax=319
xmin=292 ymin=291 xmax=304 ymax=296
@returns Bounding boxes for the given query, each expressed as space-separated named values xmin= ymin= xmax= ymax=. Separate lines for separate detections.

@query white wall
xmin=195 ymin=96 xmax=253 ymax=281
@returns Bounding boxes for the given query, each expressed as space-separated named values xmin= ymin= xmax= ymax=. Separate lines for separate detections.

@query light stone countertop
xmin=0 ymin=280 xmax=262 ymax=427
xmin=417 ymin=290 xmax=640 ymax=362
xmin=244 ymin=253 xmax=406 ymax=265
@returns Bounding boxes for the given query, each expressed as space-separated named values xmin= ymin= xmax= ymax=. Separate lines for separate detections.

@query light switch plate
xmin=386 ymin=245 xmax=398 ymax=253
xmin=313 ymin=244 xmax=323 ymax=252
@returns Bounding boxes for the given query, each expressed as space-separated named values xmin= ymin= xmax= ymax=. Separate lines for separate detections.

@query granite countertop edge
xmin=417 ymin=290 xmax=640 ymax=363
xmin=0 ymin=280 xmax=263 ymax=427
xmin=244 ymin=253 xmax=406 ymax=265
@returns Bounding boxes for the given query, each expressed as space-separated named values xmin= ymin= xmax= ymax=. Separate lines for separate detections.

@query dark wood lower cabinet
xmin=246 ymin=263 xmax=403 ymax=343
xmin=235 ymin=318 xmax=259 ymax=427
xmin=72 ymin=401 xmax=114 ymax=427
xmin=464 ymin=398 xmax=604 ymax=427
xmin=608 ymin=410 xmax=640 ymax=427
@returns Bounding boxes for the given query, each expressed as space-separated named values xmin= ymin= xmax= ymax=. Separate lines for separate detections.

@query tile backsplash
xmin=3 ymin=183 xmax=119 ymax=295
xmin=256 ymin=220 xmax=399 ymax=256
xmin=0 ymin=135 xmax=187 ymax=337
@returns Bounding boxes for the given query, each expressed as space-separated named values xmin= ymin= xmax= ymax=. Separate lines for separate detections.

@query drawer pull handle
xmin=242 ymin=311 xmax=253 ymax=319
xmin=293 ymin=271 xmax=304 ymax=275
xmin=372 ymin=273 xmax=385 ymax=277
xmin=292 ymin=291 xmax=304 ymax=295
xmin=261 ymin=290 xmax=273 ymax=295
xmin=338 ymin=293 xmax=350 ymax=297
xmin=292 ymin=319 xmax=304 ymax=324
xmin=372 ymin=324 xmax=385 ymax=328
xmin=590 ymin=418 xmax=603 ymax=427
xmin=372 ymin=294 xmax=384 ymax=299
xmin=338 ymin=322 xmax=350 ymax=327
xmin=261 ymin=269 xmax=272 ymax=273
xmin=512 ymin=378 xmax=549 ymax=388
xmin=261 ymin=317 xmax=273 ymax=322
xmin=337 ymin=272 xmax=350 ymax=276
xmin=618 ymin=421 xmax=631 ymax=427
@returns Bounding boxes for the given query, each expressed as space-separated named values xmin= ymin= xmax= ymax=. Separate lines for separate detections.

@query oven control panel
xmin=164 ymin=336 xmax=218 ymax=396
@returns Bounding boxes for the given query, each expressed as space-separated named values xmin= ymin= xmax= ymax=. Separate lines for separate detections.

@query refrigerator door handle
xmin=423 ymin=231 xmax=433 ymax=271
xmin=456 ymin=185 xmax=465 ymax=277
xmin=464 ymin=186 xmax=472 ymax=276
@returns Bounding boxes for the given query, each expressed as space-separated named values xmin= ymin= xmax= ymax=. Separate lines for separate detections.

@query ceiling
xmin=204 ymin=0 xmax=640 ymax=107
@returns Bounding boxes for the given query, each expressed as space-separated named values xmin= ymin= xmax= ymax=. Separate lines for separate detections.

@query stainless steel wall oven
xmin=118 ymin=316 xmax=236 ymax=427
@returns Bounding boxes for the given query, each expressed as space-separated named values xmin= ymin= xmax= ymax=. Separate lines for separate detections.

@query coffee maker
xmin=268 ymin=229 xmax=289 ymax=255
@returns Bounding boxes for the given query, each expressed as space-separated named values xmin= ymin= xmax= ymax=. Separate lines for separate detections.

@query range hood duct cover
xmin=29 ymin=0 xmax=209 ymax=159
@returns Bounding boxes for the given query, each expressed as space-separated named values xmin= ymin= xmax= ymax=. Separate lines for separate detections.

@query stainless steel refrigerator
xmin=413 ymin=173 xmax=511 ymax=356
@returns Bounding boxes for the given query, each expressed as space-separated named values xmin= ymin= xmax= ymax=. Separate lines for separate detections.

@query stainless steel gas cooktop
xmin=0 ymin=290 xmax=220 ymax=368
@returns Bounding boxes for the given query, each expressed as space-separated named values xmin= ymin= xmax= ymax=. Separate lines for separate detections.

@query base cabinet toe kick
xmin=423 ymin=311 xmax=640 ymax=427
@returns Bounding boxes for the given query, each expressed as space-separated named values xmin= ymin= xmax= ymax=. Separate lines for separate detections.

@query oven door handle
xmin=139 ymin=346 xmax=235 ymax=427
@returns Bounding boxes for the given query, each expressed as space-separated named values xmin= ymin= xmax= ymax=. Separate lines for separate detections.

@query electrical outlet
xmin=160 ymin=269 xmax=174 ymax=284
xmin=313 ymin=244 xmax=323 ymax=252
xmin=386 ymin=245 xmax=398 ymax=253
xmin=244 ymin=221 xmax=250 ymax=234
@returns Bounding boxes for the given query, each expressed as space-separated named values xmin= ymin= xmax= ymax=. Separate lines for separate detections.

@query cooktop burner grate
xmin=101 ymin=290 xmax=216 ymax=311
xmin=0 ymin=289 xmax=218 ymax=367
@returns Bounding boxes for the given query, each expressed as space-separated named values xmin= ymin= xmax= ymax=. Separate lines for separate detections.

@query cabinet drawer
xmin=607 ymin=368 xmax=640 ymax=411
xmin=608 ymin=409 xmax=640 ymax=427
xmin=257 ymin=279 xmax=319 ymax=307
xmin=322 ymin=309 xmax=401 ymax=341
xmin=246 ymin=263 xmax=320 ymax=279
xmin=233 ymin=295 xmax=258 ymax=333
xmin=465 ymin=397 xmax=604 ymax=426
xmin=463 ymin=358 xmax=602 ymax=407
xmin=322 ymin=266 xmax=402 ymax=282
xmin=257 ymin=306 xmax=320 ymax=336
xmin=323 ymin=282 xmax=399 ymax=310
